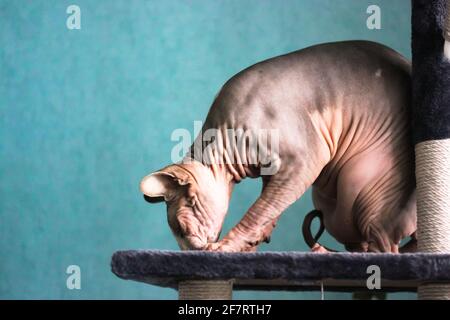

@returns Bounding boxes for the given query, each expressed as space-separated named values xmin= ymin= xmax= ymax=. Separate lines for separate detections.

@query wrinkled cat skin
xmin=141 ymin=41 xmax=416 ymax=253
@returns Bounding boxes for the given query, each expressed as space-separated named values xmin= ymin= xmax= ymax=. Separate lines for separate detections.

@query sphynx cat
xmin=140 ymin=41 xmax=417 ymax=253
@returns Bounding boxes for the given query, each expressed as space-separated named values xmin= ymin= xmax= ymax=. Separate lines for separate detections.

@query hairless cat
xmin=140 ymin=41 xmax=417 ymax=253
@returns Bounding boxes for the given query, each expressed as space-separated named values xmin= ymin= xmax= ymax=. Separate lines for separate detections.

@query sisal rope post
xmin=178 ymin=280 xmax=233 ymax=300
xmin=415 ymin=0 xmax=450 ymax=300
xmin=416 ymin=141 xmax=450 ymax=299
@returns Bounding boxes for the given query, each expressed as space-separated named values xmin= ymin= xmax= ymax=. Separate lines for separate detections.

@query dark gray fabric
xmin=412 ymin=0 xmax=450 ymax=143
xmin=111 ymin=250 xmax=450 ymax=290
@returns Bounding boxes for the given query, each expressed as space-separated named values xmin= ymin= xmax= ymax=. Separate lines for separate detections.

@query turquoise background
xmin=0 ymin=0 xmax=415 ymax=299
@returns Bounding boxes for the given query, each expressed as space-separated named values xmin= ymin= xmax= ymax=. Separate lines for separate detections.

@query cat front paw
xmin=203 ymin=237 xmax=258 ymax=252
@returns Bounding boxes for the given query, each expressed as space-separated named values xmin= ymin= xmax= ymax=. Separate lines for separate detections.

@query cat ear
xmin=140 ymin=165 xmax=196 ymax=204
xmin=140 ymin=171 xmax=179 ymax=203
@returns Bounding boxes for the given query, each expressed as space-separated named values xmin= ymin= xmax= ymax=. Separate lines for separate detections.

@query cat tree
xmin=413 ymin=0 xmax=450 ymax=299
xmin=111 ymin=0 xmax=450 ymax=300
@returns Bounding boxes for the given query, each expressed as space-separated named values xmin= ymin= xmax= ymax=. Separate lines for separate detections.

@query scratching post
xmin=412 ymin=0 xmax=450 ymax=300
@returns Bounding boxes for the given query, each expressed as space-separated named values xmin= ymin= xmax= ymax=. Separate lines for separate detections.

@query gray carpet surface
xmin=111 ymin=250 xmax=450 ymax=290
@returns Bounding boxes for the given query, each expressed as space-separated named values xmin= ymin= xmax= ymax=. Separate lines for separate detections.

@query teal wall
xmin=0 ymin=0 xmax=415 ymax=299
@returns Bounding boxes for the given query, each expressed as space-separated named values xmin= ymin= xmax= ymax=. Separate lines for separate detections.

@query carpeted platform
xmin=111 ymin=250 xmax=450 ymax=292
